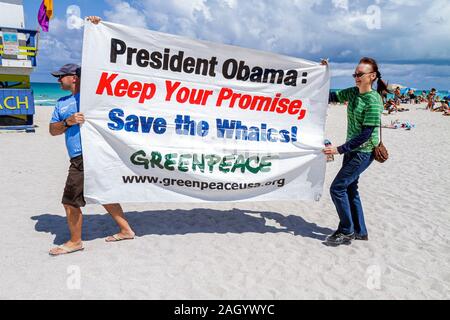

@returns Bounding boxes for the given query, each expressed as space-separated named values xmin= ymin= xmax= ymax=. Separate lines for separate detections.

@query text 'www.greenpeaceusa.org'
xmin=122 ymin=176 xmax=286 ymax=190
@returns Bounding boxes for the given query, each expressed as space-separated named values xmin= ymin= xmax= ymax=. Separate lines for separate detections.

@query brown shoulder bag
xmin=373 ymin=121 xmax=388 ymax=163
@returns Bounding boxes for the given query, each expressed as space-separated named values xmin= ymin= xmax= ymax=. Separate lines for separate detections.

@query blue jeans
xmin=330 ymin=151 xmax=374 ymax=236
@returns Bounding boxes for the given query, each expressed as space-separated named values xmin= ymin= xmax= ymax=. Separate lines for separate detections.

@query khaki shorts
xmin=62 ymin=155 xmax=86 ymax=208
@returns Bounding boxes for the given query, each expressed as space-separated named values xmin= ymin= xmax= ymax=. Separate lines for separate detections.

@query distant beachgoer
xmin=385 ymin=99 xmax=397 ymax=114
xmin=419 ymin=90 xmax=427 ymax=103
xmin=443 ymin=100 xmax=450 ymax=108
xmin=427 ymin=88 xmax=436 ymax=111
xmin=321 ymin=57 xmax=385 ymax=246
xmin=437 ymin=100 xmax=449 ymax=113
xmin=394 ymin=87 xmax=401 ymax=105
xmin=48 ymin=16 xmax=135 ymax=256
xmin=443 ymin=100 xmax=450 ymax=116
xmin=408 ymin=89 xmax=416 ymax=104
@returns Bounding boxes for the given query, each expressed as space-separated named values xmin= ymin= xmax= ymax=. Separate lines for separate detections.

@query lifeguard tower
xmin=0 ymin=0 xmax=38 ymax=132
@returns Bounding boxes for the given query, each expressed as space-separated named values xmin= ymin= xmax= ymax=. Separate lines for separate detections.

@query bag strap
xmin=379 ymin=119 xmax=383 ymax=144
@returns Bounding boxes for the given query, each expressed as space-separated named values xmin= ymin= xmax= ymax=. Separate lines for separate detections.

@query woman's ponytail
xmin=376 ymin=75 xmax=389 ymax=95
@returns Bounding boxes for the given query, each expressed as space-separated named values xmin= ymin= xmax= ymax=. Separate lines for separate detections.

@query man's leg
xmin=103 ymin=203 xmax=135 ymax=241
xmin=49 ymin=205 xmax=83 ymax=255
xmin=49 ymin=156 xmax=85 ymax=255
xmin=64 ymin=204 xmax=83 ymax=243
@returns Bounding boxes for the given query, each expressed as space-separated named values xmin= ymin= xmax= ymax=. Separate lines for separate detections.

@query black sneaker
xmin=325 ymin=231 xmax=355 ymax=246
xmin=355 ymin=234 xmax=369 ymax=241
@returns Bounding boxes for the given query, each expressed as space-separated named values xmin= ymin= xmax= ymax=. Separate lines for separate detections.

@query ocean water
xmin=330 ymin=88 xmax=450 ymax=100
xmin=32 ymin=83 xmax=450 ymax=107
xmin=32 ymin=82 xmax=67 ymax=106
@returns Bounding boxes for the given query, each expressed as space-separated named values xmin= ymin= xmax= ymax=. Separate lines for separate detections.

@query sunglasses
xmin=58 ymin=74 xmax=76 ymax=80
xmin=352 ymin=72 xmax=374 ymax=79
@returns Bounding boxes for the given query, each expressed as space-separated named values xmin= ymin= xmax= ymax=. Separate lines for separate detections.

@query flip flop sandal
xmin=105 ymin=234 xmax=135 ymax=242
xmin=49 ymin=245 xmax=84 ymax=256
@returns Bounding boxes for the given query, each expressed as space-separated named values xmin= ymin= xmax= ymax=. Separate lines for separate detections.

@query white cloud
xmin=129 ymin=0 xmax=450 ymax=64
xmin=34 ymin=17 xmax=83 ymax=80
xmin=32 ymin=0 xmax=450 ymax=88
xmin=332 ymin=0 xmax=349 ymax=11
xmin=331 ymin=62 xmax=450 ymax=89
xmin=39 ymin=0 xmax=450 ymax=67
xmin=104 ymin=0 xmax=148 ymax=28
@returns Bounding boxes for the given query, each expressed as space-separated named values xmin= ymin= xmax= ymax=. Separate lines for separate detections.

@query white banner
xmin=80 ymin=21 xmax=330 ymax=204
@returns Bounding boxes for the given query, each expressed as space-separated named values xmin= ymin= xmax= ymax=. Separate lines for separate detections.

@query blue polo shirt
xmin=50 ymin=93 xmax=82 ymax=159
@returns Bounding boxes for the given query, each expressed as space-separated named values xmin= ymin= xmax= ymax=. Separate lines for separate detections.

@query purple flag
xmin=38 ymin=1 xmax=49 ymax=32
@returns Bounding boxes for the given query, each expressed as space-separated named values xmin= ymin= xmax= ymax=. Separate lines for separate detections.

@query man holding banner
xmin=48 ymin=17 xmax=135 ymax=256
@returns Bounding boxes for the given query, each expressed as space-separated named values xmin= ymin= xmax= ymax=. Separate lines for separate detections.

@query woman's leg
xmin=330 ymin=152 xmax=373 ymax=235
xmin=347 ymin=178 xmax=368 ymax=237
xmin=330 ymin=154 xmax=358 ymax=235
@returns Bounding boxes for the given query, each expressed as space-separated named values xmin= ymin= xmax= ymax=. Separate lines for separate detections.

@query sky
xmin=21 ymin=0 xmax=450 ymax=89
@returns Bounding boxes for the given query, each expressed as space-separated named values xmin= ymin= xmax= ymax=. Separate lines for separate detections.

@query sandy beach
xmin=0 ymin=103 xmax=449 ymax=300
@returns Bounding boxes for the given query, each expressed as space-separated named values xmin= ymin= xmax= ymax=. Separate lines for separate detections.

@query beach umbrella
xmin=387 ymin=83 xmax=406 ymax=91
xmin=400 ymin=87 xmax=410 ymax=95
xmin=400 ymin=87 xmax=416 ymax=95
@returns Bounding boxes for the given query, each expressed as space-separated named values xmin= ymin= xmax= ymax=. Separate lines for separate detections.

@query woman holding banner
xmin=322 ymin=57 xmax=386 ymax=246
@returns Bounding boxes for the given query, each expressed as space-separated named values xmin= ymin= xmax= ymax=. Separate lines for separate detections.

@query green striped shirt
xmin=337 ymin=87 xmax=383 ymax=153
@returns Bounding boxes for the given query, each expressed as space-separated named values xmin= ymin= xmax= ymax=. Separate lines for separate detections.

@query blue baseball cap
xmin=51 ymin=63 xmax=81 ymax=78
